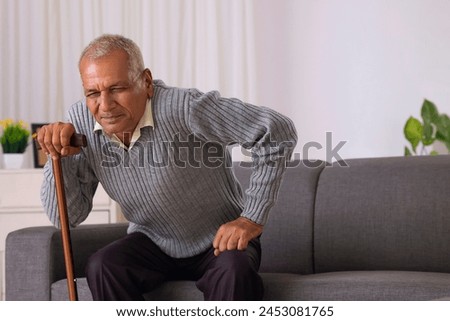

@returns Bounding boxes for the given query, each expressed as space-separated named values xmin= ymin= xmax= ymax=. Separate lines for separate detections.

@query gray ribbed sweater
xmin=41 ymin=80 xmax=297 ymax=258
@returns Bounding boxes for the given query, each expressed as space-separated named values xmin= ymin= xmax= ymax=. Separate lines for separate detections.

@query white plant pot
xmin=3 ymin=153 xmax=25 ymax=169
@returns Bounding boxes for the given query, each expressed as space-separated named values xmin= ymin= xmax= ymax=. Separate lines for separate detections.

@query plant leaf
xmin=435 ymin=114 xmax=450 ymax=141
xmin=436 ymin=131 xmax=446 ymax=141
xmin=433 ymin=114 xmax=450 ymax=154
xmin=421 ymin=99 xmax=439 ymax=123
xmin=422 ymin=122 xmax=435 ymax=146
xmin=404 ymin=116 xmax=423 ymax=153
xmin=404 ymin=146 xmax=412 ymax=156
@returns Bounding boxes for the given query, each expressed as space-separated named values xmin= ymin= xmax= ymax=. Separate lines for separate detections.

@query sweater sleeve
xmin=187 ymin=89 xmax=298 ymax=225
xmin=40 ymin=153 xmax=99 ymax=228
xmin=40 ymin=109 xmax=99 ymax=228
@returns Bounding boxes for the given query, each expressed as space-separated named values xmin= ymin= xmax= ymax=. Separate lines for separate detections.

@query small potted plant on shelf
xmin=0 ymin=118 xmax=31 ymax=169
xmin=404 ymin=99 xmax=450 ymax=156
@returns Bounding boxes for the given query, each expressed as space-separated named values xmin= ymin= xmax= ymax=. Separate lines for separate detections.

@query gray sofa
xmin=6 ymin=155 xmax=450 ymax=300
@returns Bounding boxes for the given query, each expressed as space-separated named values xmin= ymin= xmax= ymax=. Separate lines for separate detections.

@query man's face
xmin=79 ymin=49 xmax=153 ymax=140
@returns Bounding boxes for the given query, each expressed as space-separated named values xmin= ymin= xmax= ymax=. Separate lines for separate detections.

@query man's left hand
xmin=212 ymin=217 xmax=263 ymax=256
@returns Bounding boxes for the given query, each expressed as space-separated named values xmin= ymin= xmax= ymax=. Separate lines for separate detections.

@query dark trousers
xmin=85 ymin=232 xmax=264 ymax=300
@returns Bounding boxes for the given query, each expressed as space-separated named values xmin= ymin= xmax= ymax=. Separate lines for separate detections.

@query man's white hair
xmin=79 ymin=34 xmax=145 ymax=87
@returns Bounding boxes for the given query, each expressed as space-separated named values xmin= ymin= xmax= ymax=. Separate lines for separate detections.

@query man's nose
xmin=99 ymin=91 xmax=114 ymax=111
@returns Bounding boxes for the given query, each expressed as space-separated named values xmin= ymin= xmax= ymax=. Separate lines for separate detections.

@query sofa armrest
xmin=5 ymin=223 xmax=128 ymax=300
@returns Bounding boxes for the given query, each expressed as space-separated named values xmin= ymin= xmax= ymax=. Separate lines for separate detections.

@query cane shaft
xmin=52 ymin=155 xmax=78 ymax=301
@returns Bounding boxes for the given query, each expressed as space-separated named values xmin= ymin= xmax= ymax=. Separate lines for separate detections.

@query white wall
xmin=253 ymin=0 xmax=450 ymax=160
xmin=2 ymin=0 xmax=450 ymax=162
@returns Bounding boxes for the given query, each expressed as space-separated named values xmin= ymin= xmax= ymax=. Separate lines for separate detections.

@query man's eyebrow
xmin=83 ymin=81 xmax=131 ymax=93
xmin=83 ymin=87 xmax=98 ymax=95
xmin=110 ymin=80 xmax=131 ymax=86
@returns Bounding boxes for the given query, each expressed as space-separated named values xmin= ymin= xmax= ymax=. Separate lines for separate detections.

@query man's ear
xmin=144 ymin=68 xmax=153 ymax=87
xmin=144 ymin=68 xmax=154 ymax=98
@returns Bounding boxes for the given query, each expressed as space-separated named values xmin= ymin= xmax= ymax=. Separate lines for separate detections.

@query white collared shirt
xmin=93 ymin=99 xmax=153 ymax=150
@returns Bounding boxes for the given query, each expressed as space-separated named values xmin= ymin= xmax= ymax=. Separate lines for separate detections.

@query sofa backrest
xmin=314 ymin=155 xmax=450 ymax=274
xmin=233 ymin=160 xmax=326 ymax=274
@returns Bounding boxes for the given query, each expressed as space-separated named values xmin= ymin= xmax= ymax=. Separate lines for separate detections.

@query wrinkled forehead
xmin=80 ymin=48 xmax=129 ymax=68
xmin=80 ymin=52 xmax=132 ymax=89
xmin=80 ymin=50 xmax=131 ymax=76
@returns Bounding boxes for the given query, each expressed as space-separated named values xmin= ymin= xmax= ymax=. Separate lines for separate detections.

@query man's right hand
xmin=36 ymin=122 xmax=81 ymax=158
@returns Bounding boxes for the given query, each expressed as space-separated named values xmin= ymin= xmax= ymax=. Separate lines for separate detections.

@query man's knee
xmin=86 ymin=249 xmax=105 ymax=279
xmin=197 ymin=250 xmax=264 ymax=300
xmin=215 ymin=250 xmax=256 ymax=275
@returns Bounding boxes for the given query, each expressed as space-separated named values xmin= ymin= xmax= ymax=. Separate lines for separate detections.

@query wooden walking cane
xmin=34 ymin=132 xmax=87 ymax=301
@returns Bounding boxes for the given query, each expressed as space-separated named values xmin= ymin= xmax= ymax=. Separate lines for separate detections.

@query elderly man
xmin=38 ymin=34 xmax=297 ymax=300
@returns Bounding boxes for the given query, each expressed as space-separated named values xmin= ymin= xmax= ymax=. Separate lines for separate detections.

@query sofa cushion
xmin=233 ymin=160 xmax=326 ymax=275
xmin=52 ymin=270 xmax=450 ymax=301
xmin=263 ymin=271 xmax=450 ymax=301
xmin=51 ymin=278 xmax=94 ymax=301
xmin=314 ymin=155 xmax=450 ymax=273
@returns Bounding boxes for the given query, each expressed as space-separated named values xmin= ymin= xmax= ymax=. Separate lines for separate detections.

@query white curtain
xmin=0 ymin=0 xmax=257 ymax=124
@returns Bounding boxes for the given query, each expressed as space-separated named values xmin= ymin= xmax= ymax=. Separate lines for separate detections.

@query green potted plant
xmin=404 ymin=99 xmax=450 ymax=156
xmin=0 ymin=118 xmax=31 ymax=169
